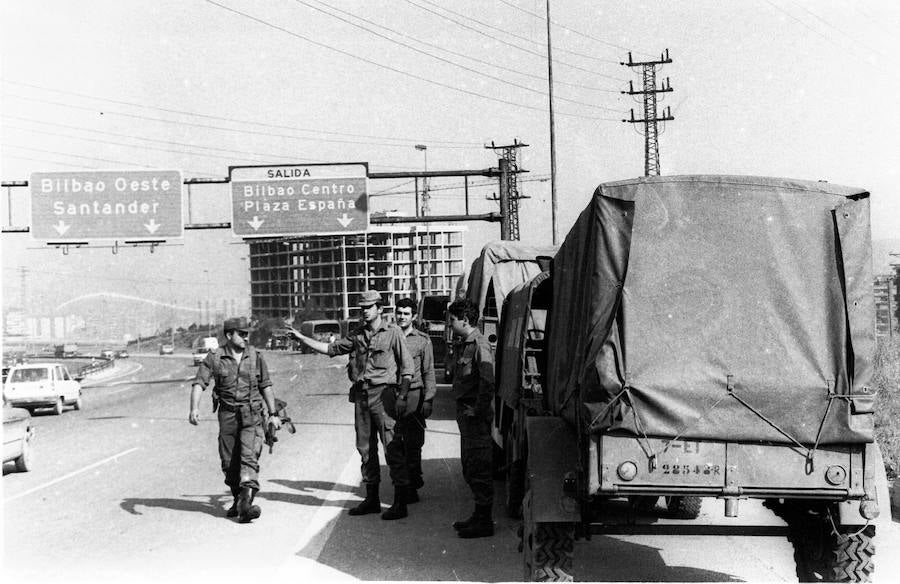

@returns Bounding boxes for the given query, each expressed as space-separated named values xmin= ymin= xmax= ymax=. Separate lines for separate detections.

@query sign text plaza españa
xmin=229 ymin=163 xmax=369 ymax=237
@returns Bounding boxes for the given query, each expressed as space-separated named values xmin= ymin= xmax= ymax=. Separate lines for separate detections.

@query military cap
xmin=357 ymin=290 xmax=382 ymax=307
xmin=223 ymin=316 xmax=251 ymax=333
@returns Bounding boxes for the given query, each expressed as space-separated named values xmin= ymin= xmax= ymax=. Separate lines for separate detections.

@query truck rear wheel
xmin=522 ymin=489 xmax=575 ymax=582
xmin=665 ymin=496 xmax=702 ymax=519
xmin=780 ymin=503 xmax=875 ymax=582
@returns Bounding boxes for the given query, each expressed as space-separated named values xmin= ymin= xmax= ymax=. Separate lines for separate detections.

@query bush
xmin=874 ymin=337 xmax=900 ymax=479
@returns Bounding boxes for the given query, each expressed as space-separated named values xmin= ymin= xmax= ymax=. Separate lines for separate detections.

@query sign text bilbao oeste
xmin=241 ymin=181 xmax=359 ymax=213
xmin=44 ymin=175 xmax=175 ymax=217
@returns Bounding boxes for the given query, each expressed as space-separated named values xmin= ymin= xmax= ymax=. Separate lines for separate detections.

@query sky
xmin=2 ymin=0 xmax=900 ymax=330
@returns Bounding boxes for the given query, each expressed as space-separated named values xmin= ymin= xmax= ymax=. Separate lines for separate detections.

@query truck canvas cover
xmin=545 ymin=175 xmax=875 ymax=445
xmin=466 ymin=241 xmax=558 ymax=316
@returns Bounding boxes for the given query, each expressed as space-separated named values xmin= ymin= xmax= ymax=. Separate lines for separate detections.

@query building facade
xmin=248 ymin=226 xmax=465 ymax=321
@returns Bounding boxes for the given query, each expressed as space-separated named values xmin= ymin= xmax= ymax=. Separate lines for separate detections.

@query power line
xmin=781 ymin=0 xmax=889 ymax=59
xmin=202 ymin=0 xmax=618 ymax=121
xmin=399 ymin=0 xmax=627 ymax=81
xmin=309 ymin=0 xmax=619 ymax=93
xmin=2 ymin=143 xmax=217 ymax=176
xmin=2 ymin=114 xmax=323 ymax=163
xmin=424 ymin=0 xmax=620 ymax=64
xmin=1 ymin=93 xmax=446 ymax=169
xmin=292 ymin=0 xmax=620 ymax=113
xmin=2 ymin=80 xmax=482 ymax=147
xmin=495 ymin=0 xmax=654 ymax=57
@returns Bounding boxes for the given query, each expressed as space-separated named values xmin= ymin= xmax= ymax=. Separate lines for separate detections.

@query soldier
xmin=188 ymin=316 xmax=281 ymax=523
xmin=288 ymin=290 xmax=414 ymax=520
xmin=447 ymin=298 xmax=495 ymax=538
xmin=393 ymin=297 xmax=437 ymax=502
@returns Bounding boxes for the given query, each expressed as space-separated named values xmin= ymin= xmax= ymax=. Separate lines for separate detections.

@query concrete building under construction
xmin=248 ymin=225 xmax=465 ymax=321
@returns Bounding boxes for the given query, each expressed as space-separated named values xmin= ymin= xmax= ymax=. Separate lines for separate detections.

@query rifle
xmin=264 ymin=398 xmax=296 ymax=454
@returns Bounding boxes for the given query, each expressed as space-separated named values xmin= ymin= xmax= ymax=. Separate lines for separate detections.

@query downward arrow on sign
xmin=144 ymin=219 xmax=161 ymax=234
xmin=337 ymin=213 xmax=354 ymax=228
xmin=53 ymin=220 xmax=70 ymax=235
xmin=248 ymin=216 xmax=265 ymax=231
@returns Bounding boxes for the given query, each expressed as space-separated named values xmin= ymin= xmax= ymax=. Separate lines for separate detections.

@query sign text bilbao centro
xmin=30 ymin=170 xmax=183 ymax=241
xmin=229 ymin=163 xmax=368 ymax=237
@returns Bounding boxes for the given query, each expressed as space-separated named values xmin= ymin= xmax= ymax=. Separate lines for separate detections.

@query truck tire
xmin=522 ymin=489 xmax=575 ymax=582
xmin=780 ymin=503 xmax=875 ymax=582
xmin=665 ymin=496 xmax=702 ymax=519
xmin=53 ymin=397 xmax=64 ymax=416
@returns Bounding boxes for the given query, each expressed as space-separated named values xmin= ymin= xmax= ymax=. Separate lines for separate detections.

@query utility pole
xmin=545 ymin=0 xmax=559 ymax=245
xmin=622 ymin=49 xmax=674 ymax=176
xmin=486 ymin=140 xmax=529 ymax=241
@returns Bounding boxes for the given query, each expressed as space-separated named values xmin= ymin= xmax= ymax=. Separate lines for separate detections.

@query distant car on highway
xmin=100 ymin=349 xmax=116 ymax=360
xmin=3 ymin=406 xmax=35 ymax=472
xmin=159 ymin=343 xmax=174 ymax=355
xmin=3 ymin=363 xmax=83 ymax=415
xmin=191 ymin=336 xmax=219 ymax=365
xmin=116 ymin=349 xmax=129 ymax=359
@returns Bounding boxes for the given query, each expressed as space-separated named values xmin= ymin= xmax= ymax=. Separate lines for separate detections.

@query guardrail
xmin=77 ymin=357 xmax=115 ymax=378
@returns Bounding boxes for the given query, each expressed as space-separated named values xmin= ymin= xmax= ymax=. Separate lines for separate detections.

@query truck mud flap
xmin=525 ymin=416 xmax=580 ymax=523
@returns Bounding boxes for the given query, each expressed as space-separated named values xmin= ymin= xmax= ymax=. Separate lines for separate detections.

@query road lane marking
xmin=278 ymin=453 xmax=360 ymax=577
xmin=5 ymin=447 xmax=140 ymax=502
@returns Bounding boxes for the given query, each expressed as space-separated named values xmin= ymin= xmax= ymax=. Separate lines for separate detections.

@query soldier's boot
xmin=453 ymin=506 xmax=478 ymax=531
xmin=457 ymin=504 xmax=494 ymax=539
xmin=226 ymin=485 xmax=240 ymax=518
xmin=237 ymin=487 xmax=262 ymax=523
xmin=381 ymin=486 xmax=409 ymax=520
xmin=348 ymin=483 xmax=381 ymax=516
xmin=404 ymin=488 xmax=420 ymax=504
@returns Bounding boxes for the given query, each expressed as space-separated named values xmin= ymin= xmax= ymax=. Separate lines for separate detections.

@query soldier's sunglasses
xmin=235 ymin=330 xmax=250 ymax=338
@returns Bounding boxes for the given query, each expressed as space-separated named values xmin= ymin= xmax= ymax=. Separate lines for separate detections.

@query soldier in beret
xmin=189 ymin=316 xmax=281 ymax=523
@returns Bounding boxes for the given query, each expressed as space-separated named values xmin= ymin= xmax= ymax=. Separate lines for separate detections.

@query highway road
xmin=3 ymin=351 xmax=898 ymax=583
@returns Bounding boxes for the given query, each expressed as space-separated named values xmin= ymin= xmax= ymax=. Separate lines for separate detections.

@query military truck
xmin=501 ymin=176 xmax=889 ymax=582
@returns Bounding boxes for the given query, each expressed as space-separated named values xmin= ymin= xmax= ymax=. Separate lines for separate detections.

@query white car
xmin=3 ymin=363 xmax=82 ymax=415
xmin=3 ymin=406 xmax=35 ymax=471
xmin=192 ymin=336 xmax=219 ymax=366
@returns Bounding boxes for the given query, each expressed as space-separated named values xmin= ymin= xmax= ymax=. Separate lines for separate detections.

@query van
xmin=299 ymin=320 xmax=341 ymax=352
xmin=192 ymin=336 xmax=219 ymax=366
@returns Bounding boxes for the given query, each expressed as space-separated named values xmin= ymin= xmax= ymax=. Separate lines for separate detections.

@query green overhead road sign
xmin=30 ymin=170 xmax=183 ymax=241
xmin=230 ymin=163 xmax=369 ymax=237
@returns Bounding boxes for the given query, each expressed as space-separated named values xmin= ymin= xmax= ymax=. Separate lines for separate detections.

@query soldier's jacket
xmin=451 ymin=329 xmax=494 ymax=410
xmin=403 ymin=327 xmax=436 ymax=412
xmin=328 ymin=320 xmax=413 ymax=385
xmin=194 ymin=346 xmax=271 ymax=407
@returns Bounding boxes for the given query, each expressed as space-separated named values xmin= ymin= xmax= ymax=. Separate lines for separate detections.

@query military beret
xmin=357 ymin=290 xmax=382 ymax=307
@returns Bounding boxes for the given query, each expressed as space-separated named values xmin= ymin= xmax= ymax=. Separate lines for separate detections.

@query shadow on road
xmin=283 ymin=458 xmax=746 ymax=582
xmin=120 ymin=494 xmax=230 ymax=518
xmin=263 ymin=479 xmax=363 ymax=509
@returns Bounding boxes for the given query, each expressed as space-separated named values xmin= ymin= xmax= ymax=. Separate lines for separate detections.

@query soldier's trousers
xmin=355 ymin=383 xmax=409 ymax=488
xmin=456 ymin=399 xmax=493 ymax=506
xmin=403 ymin=410 xmax=426 ymax=490
xmin=218 ymin=402 xmax=264 ymax=490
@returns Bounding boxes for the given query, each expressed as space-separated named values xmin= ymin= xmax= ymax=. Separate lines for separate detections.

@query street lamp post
xmin=415 ymin=144 xmax=428 ymax=216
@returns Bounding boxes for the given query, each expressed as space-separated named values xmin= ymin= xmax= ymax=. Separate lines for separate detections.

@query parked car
xmin=159 ymin=343 xmax=174 ymax=355
xmin=115 ymin=349 xmax=129 ymax=359
xmin=3 ymin=406 xmax=35 ymax=472
xmin=100 ymin=349 xmax=116 ymax=360
xmin=3 ymin=363 xmax=82 ymax=415
xmin=191 ymin=336 xmax=219 ymax=365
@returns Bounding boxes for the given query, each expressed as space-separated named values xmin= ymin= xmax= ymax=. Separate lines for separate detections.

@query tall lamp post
xmin=415 ymin=144 xmax=428 ymax=216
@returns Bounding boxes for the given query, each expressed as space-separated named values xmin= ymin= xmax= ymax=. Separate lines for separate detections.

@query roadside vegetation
xmin=874 ymin=337 xmax=900 ymax=479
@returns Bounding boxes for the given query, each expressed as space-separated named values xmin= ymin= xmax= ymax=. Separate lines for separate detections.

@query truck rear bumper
xmin=593 ymin=434 xmax=866 ymax=501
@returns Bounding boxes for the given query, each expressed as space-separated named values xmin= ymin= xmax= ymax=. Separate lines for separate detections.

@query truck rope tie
xmin=827 ymin=506 xmax=871 ymax=540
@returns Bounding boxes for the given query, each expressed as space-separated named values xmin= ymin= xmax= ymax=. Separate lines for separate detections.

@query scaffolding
xmin=249 ymin=226 xmax=465 ymax=321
